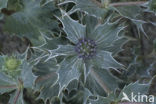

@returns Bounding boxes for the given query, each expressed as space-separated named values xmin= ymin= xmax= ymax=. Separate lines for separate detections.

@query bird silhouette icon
xmin=121 ymin=92 xmax=131 ymax=102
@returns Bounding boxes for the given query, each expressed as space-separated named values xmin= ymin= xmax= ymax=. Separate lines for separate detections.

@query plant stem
xmin=110 ymin=1 xmax=146 ymax=7
xmin=91 ymin=0 xmax=102 ymax=7
xmin=91 ymin=0 xmax=146 ymax=7
xmin=0 ymin=85 xmax=16 ymax=88
xmin=35 ymin=72 xmax=56 ymax=83
xmin=13 ymin=90 xmax=21 ymax=104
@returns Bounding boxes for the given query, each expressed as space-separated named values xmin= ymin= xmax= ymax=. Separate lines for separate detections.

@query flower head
xmin=0 ymin=55 xmax=23 ymax=78
xmin=75 ymin=38 xmax=96 ymax=60
xmin=5 ymin=57 xmax=21 ymax=70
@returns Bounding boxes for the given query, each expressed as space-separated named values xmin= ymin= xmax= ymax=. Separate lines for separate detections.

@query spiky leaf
xmin=3 ymin=0 xmax=59 ymax=46
xmin=118 ymin=82 xmax=150 ymax=100
xmin=114 ymin=5 xmax=148 ymax=37
xmin=86 ymin=68 xmax=119 ymax=96
xmin=20 ymin=61 xmax=36 ymax=88
xmin=88 ymin=96 xmax=112 ymax=104
xmin=35 ymin=73 xmax=59 ymax=102
xmin=0 ymin=0 xmax=8 ymax=10
xmin=60 ymin=12 xmax=86 ymax=44
xmin=9 ymin=89 xmax=26 ymax=104
xmin=34 ymin=58 xmax=59 ymax=101
xmin=58 ymin=56 xmax=81 ymax=92
xmin=92 ymin=51 xmax=123 ymax=70
xmin=60 ymin=0 xmax=109 ymax=18
xmin=0 ymin=73 xmax=16 ymax=94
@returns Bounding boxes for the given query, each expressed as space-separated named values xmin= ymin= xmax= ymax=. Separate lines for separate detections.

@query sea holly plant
xmin=0 ymin=53 xmax=36 ymax=104
xmin=46 ymin=12 xmax=126 ymax=95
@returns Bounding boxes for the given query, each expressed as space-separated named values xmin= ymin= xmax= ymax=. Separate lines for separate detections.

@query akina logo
xmin=121 ymin=92 xmax=155 ymax=103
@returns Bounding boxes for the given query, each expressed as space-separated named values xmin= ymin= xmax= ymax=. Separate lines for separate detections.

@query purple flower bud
xmin=75 ymin=38 xmax=97 ymax=60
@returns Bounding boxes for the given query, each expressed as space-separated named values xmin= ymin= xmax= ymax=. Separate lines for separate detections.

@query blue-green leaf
xmin=104 ymin=37 xmax=128 ymax=55
xmin=86 ymin=68 xmax=119 ymax=96
xmin=114 ymin=5 xmax=143 ymax=20
xmin=35 ymin=72 xmax=59 ymax=102
xmin=3 ymin=0 xmax=59 ymax=46
xmin=60 ymin=0 xmax=108 ymax=18
xmin=118 ymin=82 xmax=150 ymax=101
xmin=9 ymin=89 xmax=26 ymax=104
xmin=92 ymin=51 xmax=123 ymax=70
xmin=0 ymin=0 xmax=8 ymax=10
xmin=0 ymin=73 xmax=16 ymax=94
xmin=114 ymin=5 xmax=148 ymax=37
xmin=58 ymin=56 xmax=81 ymax=93
xmin=20 ymin=61 xmax=36 ymax=89
xmin=88 ymin=96 xmax=112 ymax=104
xmin=60 ymin=11 xmax=86 ymax=43
xmin=51 ymin=45 xmax=76 ymax=57
xmin=90 ymin=20 xmax=124 ymax=48
xmin=34 ymin=58 xmax=59 ymax=101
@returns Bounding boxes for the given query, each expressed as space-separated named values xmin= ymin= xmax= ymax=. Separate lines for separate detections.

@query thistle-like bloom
xmin=0 ymin=56 xmax=22 ymax=78
xmin=75 ymin=38 xmax=96 ymax=60
xmin=0 ymin=54 xmax=36 ymax=87
xmin=5 ymin=57 xmax=21 ymax=71
xmin=0 ymin=54 xmax=36 ymax=103
xmin=51 ymin=13 xmax=126 ymax=91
